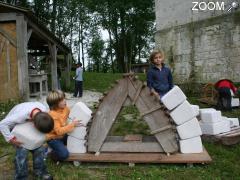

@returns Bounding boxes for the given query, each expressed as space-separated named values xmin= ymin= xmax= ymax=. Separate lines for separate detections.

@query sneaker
xmin=35 ymin=172 xmax=53 ymax=180
xmin=42 ymin=173 xmax=53 ymax=180
xmin=34 ymin=172 xmax=53 ymax=180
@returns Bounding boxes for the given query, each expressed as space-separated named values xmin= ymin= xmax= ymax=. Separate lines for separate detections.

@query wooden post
xmin=48 ymin=42 xmax=58 ymax=90
xmin=65 ymin=53 xmax=71 ymax=89
xmin=16 ymin=14 xmax=29 ymax=100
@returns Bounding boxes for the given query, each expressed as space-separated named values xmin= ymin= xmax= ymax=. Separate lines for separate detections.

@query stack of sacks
xmin=199 ymin=109 xmax=231 ymax=135
xmin=67 ymin=102 xmax=92 ymax=153
xmin=161 ymin=86 xmax=203 ymax=154
xmin=191 ymin=105 xmax=200 ymax=117
xmin=232 ymin=98 xmax=240 ymax=107
xmin=231 ymin=90 xmax=240 ymax=107
xmin=221 ymin=116 xmax=239 ymax=128
xmin=11 ymin=122 xmax=45 ymax=150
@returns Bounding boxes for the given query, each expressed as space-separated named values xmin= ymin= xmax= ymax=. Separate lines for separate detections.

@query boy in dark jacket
xmin=147 ymin=49 xmax=173 ymax=100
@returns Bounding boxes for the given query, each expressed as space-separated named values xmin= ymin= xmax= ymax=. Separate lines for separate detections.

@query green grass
xmin=62 ymin=72 xmax=146 ymax=93
xmin=1 ymin=73 xmax=240 ymax=179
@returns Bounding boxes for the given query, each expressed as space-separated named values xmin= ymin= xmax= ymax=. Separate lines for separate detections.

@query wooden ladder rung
xmin=151 ymin=125 xmax=172 ymax=135
xmin=140 ymin=105 xmax=162 ymax=117
xmin=132 ymin=84 xmax=143 ymax=105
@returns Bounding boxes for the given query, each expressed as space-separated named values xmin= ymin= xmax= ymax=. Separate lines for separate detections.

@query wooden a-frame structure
xmin=88 ymin=73 xmax=178 ymax=153
xmin=69 ymin=74 xmax=212 ymax=164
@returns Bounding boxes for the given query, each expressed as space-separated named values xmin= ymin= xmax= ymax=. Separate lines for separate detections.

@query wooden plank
xmin=48 ymin=43 xmax=58 ymax=90
xmin=65 ymin=53 xmax=71 ymax=89
xmin=105 ymin=136 xmax=158 ymax=142
xmin=68 ymin=147 xmax=212 ymax=164
xmin=0 ymin=38 xmax=6 ymax=54
xmin=127 ymin=77 xmax=178 ymax=153
xmin=0 ymin=27 xmax=17 ymax=47
xmin=100 ymin=141 xmax=164 ymax=152
xmin=150 ymin=125 xmax=172 ymax=135
xmin=0 ymin=13 xmax=17 ymax=21
xmin=132 ymin=84 xmax=143 ymax=105
xmin=6 ymin=40 xmax=10 ymax=82
xmin=140 ymin=105 xmax=162 ymax=117
xmin=88 ymin=79 xmax=128 ymax=152
xmin=123 ymin=135 xmax=142 ymax=141
xmin=16 ymin=15 xmax=29 ymax=100
xmin=27 ymin=28 xmax=32 ymax=43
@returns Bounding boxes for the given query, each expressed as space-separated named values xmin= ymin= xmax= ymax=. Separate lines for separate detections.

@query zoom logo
xmin=192 ymin=1 xmax=225 ymax=11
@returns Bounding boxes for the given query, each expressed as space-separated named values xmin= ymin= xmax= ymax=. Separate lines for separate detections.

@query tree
xmin=88 ymin=33 xmax=105 ymax=72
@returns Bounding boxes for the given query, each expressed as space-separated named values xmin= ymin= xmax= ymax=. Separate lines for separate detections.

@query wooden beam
xmin=140 ymin=105 xmax=163 ymax=117
xmin=127 ymin=77 xmax=178 ymax=153
xmin=0 ymin=13 xmax=17 ymax=21
xmin=48 ymin=42 xmax=58 ymax=90
xmin=0 ymin=38 xmax=6 ymax=53
xmin=150 ymin=125 xmax=173 ymax=135
xmin=27 ymin=28 xmax=32 ymax=43
xmin=88 ymin=79 xmax=128 ymax=153
xmin=16 ymin=14 xmax=29 ymax=100
xmin=101 ymin=141 xmax=164 ymax=152
xmin=6 ymin=40 xmax=10 ymax=82
xmin=0 ymin=27 xmax=17 ymax=47
xmin=26 ymin=18 xmax=69 ymax=54
xmin=65 ymin=53 xmax=71 ymax=88
xmin=132 ymin=84 xmax=143 ymax=105
xmin=68 ymin=148 xmax=212 ymax=164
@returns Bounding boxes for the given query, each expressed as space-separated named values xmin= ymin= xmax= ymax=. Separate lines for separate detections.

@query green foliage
xmin=88 ymin=34 xmax=105 ymax=72
xmin=110 ymin=105 xmax=150 ymax=136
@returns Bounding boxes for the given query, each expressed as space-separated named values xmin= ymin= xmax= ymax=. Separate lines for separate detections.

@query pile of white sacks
xmin=67 ymin=102 xmax=92 ymax=154
xmin=199 ymin=108 xmax=239 ymax=135
xmin=161 ymin=86 xmax=203 ymax=154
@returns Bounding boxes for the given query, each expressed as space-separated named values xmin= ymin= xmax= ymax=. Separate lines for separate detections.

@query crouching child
xmin=0 ymin=102 xmax=54 ymax=180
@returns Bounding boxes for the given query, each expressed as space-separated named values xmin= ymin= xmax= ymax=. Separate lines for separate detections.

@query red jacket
xmin=215 ymin=79 xmax=237 ymax=93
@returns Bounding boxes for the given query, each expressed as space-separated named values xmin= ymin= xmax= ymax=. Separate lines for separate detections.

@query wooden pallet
xmin=68 ymin=147 xmax=212 ymax=164
xmin=202 ymin=127 xmax=240 ymax=145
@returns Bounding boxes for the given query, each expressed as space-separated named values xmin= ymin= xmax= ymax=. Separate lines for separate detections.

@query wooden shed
xmin=0 ymin=2 xmax=71 ymax=101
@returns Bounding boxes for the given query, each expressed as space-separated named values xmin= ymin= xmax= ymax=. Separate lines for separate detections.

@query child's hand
xmin=9 ymin=137 xmax=22 ymax=147
xmin=150 ymin=90 xmax=160 ymax=100
xmin=72 ymin=119 xmax=84 ymax=127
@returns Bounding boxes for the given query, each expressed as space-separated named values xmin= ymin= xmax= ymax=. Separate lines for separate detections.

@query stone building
xmin=154 ymin=0 xmax=240 ymax=83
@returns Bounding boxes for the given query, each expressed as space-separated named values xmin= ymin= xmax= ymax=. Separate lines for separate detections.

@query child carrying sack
xmin=11 ymin=122 xmax=45 ymax=150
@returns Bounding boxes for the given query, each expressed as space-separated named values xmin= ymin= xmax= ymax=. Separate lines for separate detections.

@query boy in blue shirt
xmin=147 ymin=49 xmax=173 ymax=99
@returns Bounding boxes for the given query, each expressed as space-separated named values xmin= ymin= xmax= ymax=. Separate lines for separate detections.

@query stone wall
xmin=155 ymin=11 xmax=240 ymax=83
xmin=155 ymin=0 xmax=231 ymax=31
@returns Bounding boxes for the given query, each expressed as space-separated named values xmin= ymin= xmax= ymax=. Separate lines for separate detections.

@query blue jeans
xmin=47 ymin=135 xmax=69 ymax=161
xmin=74 ymin=80 xmax=83 ymax=97
xmin=15 ymin=146 xmax=47 ymax=180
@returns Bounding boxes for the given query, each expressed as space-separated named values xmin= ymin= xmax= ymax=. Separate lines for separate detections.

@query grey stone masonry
xmin=154 ymin=11 xmax=240 ymax=83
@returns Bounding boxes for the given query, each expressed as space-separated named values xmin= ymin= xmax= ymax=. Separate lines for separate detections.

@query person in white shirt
xmin=73 ymin=62 xmax=83 ymax=97
xmin=0 ymin=102 xmax=54 ymax=180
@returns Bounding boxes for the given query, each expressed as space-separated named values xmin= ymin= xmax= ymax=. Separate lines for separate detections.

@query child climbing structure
xmin=67 ymin=73 xmax=212 ymax=164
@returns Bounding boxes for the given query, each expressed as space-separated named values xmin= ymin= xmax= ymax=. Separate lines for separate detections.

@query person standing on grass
xmin=147 ymin=49 xmax=173 ymax=100
xmin=73 ymin=62 xmax=83 ymax=98
xmin=0 ymin=102 xmax=54 ymax=180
